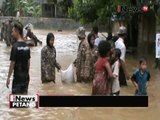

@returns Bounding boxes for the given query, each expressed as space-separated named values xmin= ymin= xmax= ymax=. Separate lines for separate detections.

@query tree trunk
xmin=55 ymin=4 xmax=57 ymax=18
xmin=137 ymin=11 xmax=156 ymax=57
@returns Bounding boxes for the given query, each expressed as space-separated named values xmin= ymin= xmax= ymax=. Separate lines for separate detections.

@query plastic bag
xmin=23 ymin=23 xmax=34 ymax=37
xmin=61 ymin=63 xmax=75 ymax=83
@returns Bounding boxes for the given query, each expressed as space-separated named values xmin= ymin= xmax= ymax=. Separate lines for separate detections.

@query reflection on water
xmin=0 ymin=30 xmax=160 ymax=120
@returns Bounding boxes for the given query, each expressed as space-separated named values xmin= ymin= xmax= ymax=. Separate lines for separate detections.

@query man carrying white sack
xmin=73 ymin=27 xmax=92 ymax=83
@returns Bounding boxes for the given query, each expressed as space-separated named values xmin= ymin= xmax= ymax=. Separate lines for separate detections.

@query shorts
xmin=12 ymin=79 xmax=29 ymax=94
xmin=135 ymin=90 xmax=147 ymax=96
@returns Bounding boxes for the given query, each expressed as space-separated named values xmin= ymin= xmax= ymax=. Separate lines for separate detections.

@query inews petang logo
xmin=117 ymin=4 xmax=149 ymax=13
xmin=9 ymin=94 xmax=39 ymax=108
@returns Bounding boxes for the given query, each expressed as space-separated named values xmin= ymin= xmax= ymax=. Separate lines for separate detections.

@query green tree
xmin=68 ymin=0 xmax=129 ymax=32
xmin=2 ymin=0 xmax=42 ymax=17
xmin=2 ymin=0 xmax=16 ymax=16
xmin=58 ymin=0 xmax=73 ymax=17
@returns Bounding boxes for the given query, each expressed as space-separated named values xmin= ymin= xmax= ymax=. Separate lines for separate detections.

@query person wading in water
xmin=6 ymin=21 xmax=31 ymax=94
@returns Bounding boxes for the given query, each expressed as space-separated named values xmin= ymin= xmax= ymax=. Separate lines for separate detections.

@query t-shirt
xmin=10 ymin=41 xmax=30 ymax=83
xmin=95 ymin=57 xmax=108 ymax=72
xmin=112 ymin=60 xmax=120 ymax=93
xmin=131 ymin=69 xmax=150 ymax=95
xmin=94 ymin=37 xmax=102 ymax=47
xmin=115 ymin=38 xmax=126 ymax=62
xmin=23 ymin=29 xmax=27 ymax=38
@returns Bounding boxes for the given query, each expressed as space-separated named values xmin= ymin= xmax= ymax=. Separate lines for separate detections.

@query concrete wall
xmin=0 ymin=17 xmax=81 ymax=30
xmin=0 ymin=16 xmax=109 ymax=31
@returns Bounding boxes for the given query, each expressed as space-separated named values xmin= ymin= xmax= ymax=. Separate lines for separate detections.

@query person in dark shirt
xmin=131 ymin=57 xmax=150 ymax=96
xmin=26 ymin=28 xmax=42 ymax=46
xmin=6 ymin=21 xmax=31 ymax=94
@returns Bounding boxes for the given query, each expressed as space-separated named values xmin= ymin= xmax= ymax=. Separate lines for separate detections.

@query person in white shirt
xmin=92 ymin=26 xmax=102 ymax=47
xmin=115 ymin=26 xmax=129 ymax=86
xmin=115 ymin=37 xmax=126 ymax=61
xmin=16 ymin=10 xmax=20 ymax=18
xmin=115 ymin=26 xmax=126 ymax=61
xmin=111 ymin=48 xmax=121 ymax=96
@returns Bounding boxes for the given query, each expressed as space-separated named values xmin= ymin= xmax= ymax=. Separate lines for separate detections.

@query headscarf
xmin=46 ymin=32 xmax=54 ymax=48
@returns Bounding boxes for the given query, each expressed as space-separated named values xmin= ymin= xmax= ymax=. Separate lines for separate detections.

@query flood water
xmin=0 ymin=30 xmax=160 ymax=120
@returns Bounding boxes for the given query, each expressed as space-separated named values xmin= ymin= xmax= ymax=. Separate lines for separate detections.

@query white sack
xmin=23 ymin=23 xmax=34 ymax=37
xmin=61 ymin=63 xmax=75 ymax=83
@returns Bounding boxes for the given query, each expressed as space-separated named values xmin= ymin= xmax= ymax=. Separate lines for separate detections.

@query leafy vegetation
xmin=68 ymin=0 xmax=129 ymax=25
xmin=57 ymin=0 xmax=73 ymax=17
xmin=68 ymin=0 xmax=160 ymax=26
xmin=2 ymin=0 xmax=42 ymax=17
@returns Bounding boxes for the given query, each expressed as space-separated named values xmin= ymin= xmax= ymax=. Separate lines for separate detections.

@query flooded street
xmin=0 ymin=30 xmax=160 ymax=120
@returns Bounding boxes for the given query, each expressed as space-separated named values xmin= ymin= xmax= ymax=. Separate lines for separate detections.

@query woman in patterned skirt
xmin=92 ymin=41 xmax=115 ymax=95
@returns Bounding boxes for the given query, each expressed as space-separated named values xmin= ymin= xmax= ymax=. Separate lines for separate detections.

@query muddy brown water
xmin=0 ymin=30 xmax=160 ymax=120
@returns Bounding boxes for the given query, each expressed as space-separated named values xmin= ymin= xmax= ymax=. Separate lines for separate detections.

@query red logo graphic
xmin=142 ymin=5 xmax=148 ymax=12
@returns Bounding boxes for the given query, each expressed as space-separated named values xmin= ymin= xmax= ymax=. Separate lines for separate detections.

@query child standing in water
xmin=131 ymin=57 xmax=151 ymax=96
xmin=92 ymin=41 xmax=114 ymax=95
xmin=111 ymin=48 xmax=121 ymax=96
